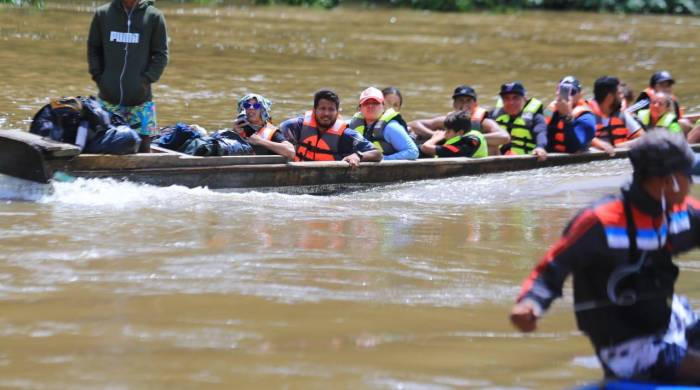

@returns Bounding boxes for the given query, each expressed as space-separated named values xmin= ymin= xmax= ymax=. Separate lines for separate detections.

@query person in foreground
xmin=510 ymin=131 xmax=700 ymax=384
xmin=420 ymin=110 xmax=489 ymax=158
xmin=280 ymin=89 xmax=382 ymax=167
xmin=348 ymin=87 xmax=418 ymax=160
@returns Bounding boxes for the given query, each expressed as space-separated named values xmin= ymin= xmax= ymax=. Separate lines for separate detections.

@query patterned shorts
xmin=597 ymin=295 xmax=700 ymax=381
xmin=99 ymin=99 xmax=158 ymax=137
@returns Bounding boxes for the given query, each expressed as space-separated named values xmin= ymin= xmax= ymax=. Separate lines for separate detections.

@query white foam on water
xmin=0 ymin=174 xmax=53 ymax=202
xmin=40 ymin=177 xmax=320 ymax=210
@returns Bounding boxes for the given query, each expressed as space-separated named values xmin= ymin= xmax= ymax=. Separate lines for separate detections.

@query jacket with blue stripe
xmin=517 ymin=182 xmax=700 ymax=348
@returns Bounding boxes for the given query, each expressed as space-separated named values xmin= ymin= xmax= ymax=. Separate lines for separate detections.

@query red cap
xmin=359 ymin=87 xmax=384 ymax=105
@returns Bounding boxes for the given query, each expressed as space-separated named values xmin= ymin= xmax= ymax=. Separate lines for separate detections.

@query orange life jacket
xmin=471 ymin=106 xmax=488 ymax=131
xmin=294 ymin=111 xmax=347 ymax=162
xmin=254 ymin=123 xmax=278 ymax=141
xmin=546 ymin=100 xmax=592 ymax=153
xmin=589 ymin=100 xmax=633 ymax=147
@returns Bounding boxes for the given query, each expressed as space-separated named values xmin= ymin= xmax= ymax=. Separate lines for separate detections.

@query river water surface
xmin=1 ymin=2 xmax=700 ymax=389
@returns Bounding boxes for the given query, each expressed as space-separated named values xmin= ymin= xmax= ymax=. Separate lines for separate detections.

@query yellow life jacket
xmin=347 ymin=108 xmax=410 ymax=154
xmin=492 ymin=98 xmax=543 ymax=155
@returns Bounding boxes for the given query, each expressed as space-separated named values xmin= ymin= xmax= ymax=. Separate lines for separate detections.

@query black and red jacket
xmin=517 ymin=182 xmax=700 ymax=349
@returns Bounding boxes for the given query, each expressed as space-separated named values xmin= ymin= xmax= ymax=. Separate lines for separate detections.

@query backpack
xmin=29 ymin=96 xmax=123 ymax=146
xmin=30 ymin=97 xmax=84 ymax=144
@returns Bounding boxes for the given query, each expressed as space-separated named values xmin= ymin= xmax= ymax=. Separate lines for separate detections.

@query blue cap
xmin=499 ymin=82 xmax=526 ymax=97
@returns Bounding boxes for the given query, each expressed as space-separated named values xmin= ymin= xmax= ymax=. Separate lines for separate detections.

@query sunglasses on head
xmin=243 ymin=101 xmax=262 ymax=110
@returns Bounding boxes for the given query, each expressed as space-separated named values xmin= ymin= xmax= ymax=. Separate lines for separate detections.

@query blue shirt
xmin=379 ymin=120 xmax=419 ymax=161
xmin=570 ymin=113 xmax=597 ymax=151
xmin=280 ymin=116 xmax=376 ymax=160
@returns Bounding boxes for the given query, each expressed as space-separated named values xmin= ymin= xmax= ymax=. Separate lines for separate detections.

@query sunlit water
xmin=2 ymin=2 xmax=700 ymax=388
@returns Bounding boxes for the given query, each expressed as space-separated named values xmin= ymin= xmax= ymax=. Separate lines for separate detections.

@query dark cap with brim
xmin=452 ymin=85 xmax=477 ymax=100
xmin=499 ymin=82 xmax=526 ymax=97
xmin=650 ymin=70 xmax=675 ymax=86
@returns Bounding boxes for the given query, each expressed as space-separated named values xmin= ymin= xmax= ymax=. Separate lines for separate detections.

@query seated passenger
xmin=490 ymin=82 xmax=548 ymax=160
xmin=231 ymin=93 xmax=295 ymax=159
xmin=382 ymin=86 xmax=403 ymax=113
xmin=628 ymin=70 xmax=691 ymax=133
xmin=419 ymin=110 xmax=489 ymax=158
xmin=408 ymin=85 xmax=508 ymax=154
xmin=347 ymin=87 xmax=418 ymax=161
xmin=635 ymin=92 xmax=682 ymax=134
xmin=589 ymin=76 xmax=644 ymax=154
xmin=280 ymin=89 xmax=382 ymax=167
xmin=620 ymin=82 xmax=635 ymax=111
xmin=545 ymin=76 xmax=596 ymax=154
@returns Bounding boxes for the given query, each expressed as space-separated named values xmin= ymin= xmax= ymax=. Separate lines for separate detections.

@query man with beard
xmin=280 ymin=89 xmax=382 ymax=167
xmin=589 ymin=76 xmax=644 ymax=154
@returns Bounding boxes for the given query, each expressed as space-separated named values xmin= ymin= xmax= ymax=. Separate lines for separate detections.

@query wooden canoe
xmin=0 ymin=130 xmax=694 ymax=194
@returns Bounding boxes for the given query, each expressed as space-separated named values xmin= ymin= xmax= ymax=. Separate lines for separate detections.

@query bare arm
xmin=590 ymin=137 xmax=615 ymax=156
xmin=408 ymin=115 xmax=446 ymax=139
xmin=480 ymin=118 xmax=510 ymax=144
xmin=419 ymin=131 xmax=446 ymax=157
xmin=359 ymin=149 xmax=382 ymax=162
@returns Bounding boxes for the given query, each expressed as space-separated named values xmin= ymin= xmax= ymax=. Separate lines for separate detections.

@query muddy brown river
xmin=1 ymin=2 xmax=700 ymax=388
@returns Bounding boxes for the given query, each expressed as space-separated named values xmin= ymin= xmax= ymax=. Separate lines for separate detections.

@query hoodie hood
xmin=111 ymin=0 xmax=153 ymax=11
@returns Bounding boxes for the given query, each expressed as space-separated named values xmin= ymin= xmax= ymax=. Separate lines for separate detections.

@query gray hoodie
xmin=87 ymin=0 xmax=168 ymax=106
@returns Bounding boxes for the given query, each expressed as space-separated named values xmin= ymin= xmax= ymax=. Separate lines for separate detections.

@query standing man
xmin=88 ymin=0 xmax=169 ymax=152
xmin=280 ymin=89 xmax=382 ymax=167
xmin=511 ymin=131 xmax=700 ymax=383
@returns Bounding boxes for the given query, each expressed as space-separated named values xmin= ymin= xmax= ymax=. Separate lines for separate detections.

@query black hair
xmin=382 ymin=86 xmax=403 ymax=106
xmin=594 ymin=76 xmax=620 ymax=104
xmin=313 ymin=89 xmax=340 ymax=109
xmin=629 ymin=131 xmax=694 ymax=182
xmin=444 ymin=110 xmax=472 ymax=133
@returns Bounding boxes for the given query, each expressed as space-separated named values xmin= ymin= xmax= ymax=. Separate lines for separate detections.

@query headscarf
xmin=236 ymin=93 xmax=272 ymax=123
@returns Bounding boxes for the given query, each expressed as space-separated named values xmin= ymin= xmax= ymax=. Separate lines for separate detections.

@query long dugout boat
xmin=0 ymin=130 xmax=696 ymax=194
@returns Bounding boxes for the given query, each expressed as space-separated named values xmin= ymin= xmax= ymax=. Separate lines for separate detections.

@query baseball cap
xmin=499 ymin=82 xmax=526 ymax=97
xmin=452 ymin=85 xmax=477 ymax=100
xmin=650 ymin=71 xmax=675 ymax=87
xmin=359 ymin=87 xmax=384 ymax=105
xmin=559 ymin=76 xmax=582 ymax=94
